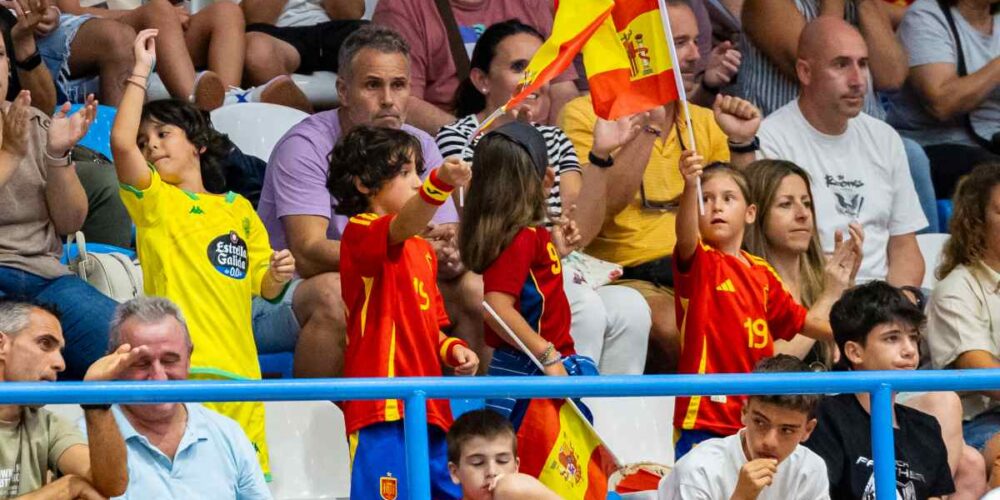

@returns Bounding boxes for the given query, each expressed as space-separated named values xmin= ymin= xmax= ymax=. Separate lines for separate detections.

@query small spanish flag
xmin=516 ymin=398 xmax=619 ymax=500
xmin=585 ymin=0 xmax=679 ymax=119
xmin=507 ymin=0 xmax=614 ymax=111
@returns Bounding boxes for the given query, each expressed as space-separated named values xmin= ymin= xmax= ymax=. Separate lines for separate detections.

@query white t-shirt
xmin=758 ymin=100 xmax=928 ymax=282
xmin=658 ymin=431 xmax=830 ymax=500
xmin=275 ymin=0 xmax=329 ymax=27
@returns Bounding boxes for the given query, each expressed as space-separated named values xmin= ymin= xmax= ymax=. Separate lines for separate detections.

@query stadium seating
xmin=210 ymin=103 xmax=309 ymax=161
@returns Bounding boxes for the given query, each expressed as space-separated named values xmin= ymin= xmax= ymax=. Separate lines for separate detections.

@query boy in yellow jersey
xmin=110 ymin=30 xmax=295 ymax=477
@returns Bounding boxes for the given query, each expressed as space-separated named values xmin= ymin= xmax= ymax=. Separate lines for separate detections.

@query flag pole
xmin=656 ymin=0 xmax=704 ymax=216
xmin=482 ymin=301 xmax=624 ymax=469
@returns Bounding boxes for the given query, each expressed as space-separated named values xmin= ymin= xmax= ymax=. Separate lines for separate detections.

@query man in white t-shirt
xmin=658 ymin=355 xmax=830 ymax=500
xmin=757 ymin=16 xmax=927 ymax=287
xmin=242 ymin=0 xmax=366 ymax=86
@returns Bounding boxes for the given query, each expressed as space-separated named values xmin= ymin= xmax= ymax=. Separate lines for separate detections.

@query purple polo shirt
xmin=258 ymin=109 xmax=457 ymax=253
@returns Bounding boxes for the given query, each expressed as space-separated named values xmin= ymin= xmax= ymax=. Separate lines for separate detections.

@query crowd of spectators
xmin=0 ymin=0 xmax=998 ymax=497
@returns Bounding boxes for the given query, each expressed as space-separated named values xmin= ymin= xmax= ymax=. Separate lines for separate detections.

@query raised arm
xmin=674 ymin=149 xmax=705 ymax=264
xmin=388 ymin=157 xmax=471 ymax=245
xmin=6 ymin=0 xmax=57 ymax=113
xmin=741 ymin=0 xmax=808 ymax=81
xmin=110 ymin=29 xmax=156 ymax=189
xmin=802 ymin=224 xmax=862 ymax=341
xmin=44 ymin=96 xmax=97 ymax=235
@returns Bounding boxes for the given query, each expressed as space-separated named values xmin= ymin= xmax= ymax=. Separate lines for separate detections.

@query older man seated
xmin=81 ymin=296 xmax=271 ymax=499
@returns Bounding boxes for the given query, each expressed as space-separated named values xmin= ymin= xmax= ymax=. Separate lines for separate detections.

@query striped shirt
xmin=436 ymin=114 xmax=582 ymax=218
xmin=739 ymin=0 xmax=886 ymax=119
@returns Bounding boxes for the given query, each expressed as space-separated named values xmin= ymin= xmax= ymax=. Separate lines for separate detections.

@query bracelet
xmin=588 ymin=151 xmax=614 ymax=168
xmin=126 ymin=76 xmax=148 ymax=91
xmin=14 ymin=50 xmax=42 ymax=71
xmin=727 ymin=136 xmax=760 ymax=154
xmin=541 ymin=350 xmax=563 ymax=367
xmin=44 ymin=149 xmax=72 ymax=167
xmin=439 ymin=337 xmax=470 ymax=368
xmin=419 ymin=169 xmax=454 ymax=206
xmin=538 ymin=342 xmax=555 ymax=364
xmin=643 ymin=125 xmax=663 ymax=137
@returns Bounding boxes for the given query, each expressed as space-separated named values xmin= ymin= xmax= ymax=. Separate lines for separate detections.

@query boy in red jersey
xmin=672 ymin=153 xmax=862 ymax=460
xmin=327 ymin=125 xmax=478 ymax=500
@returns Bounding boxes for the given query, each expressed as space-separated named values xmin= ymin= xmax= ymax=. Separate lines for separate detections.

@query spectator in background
xmin=0 ymin=35 xmax=107 ymax=381
xmin=757 ymin=17 xmax=928 ymax=289
xmin=658 ymin=355 xmax=830 ymax=500
xmin=258 ymin=25 xmax=483 ymax=372
xmin=242 ymin=0 xmax=367 ymax=89
xmin=740 ymin=0 xmax=941 ymax=232
xmin=559 ymin=0 xmax=763 ymax=373
xmin=888 ymin=0 xmax=1000 ymax=199
xmin=806 ymin=281 xmax=957 ymax=499
xmin=0 ymin=299 xmax=135 ymax=498
xmin=372 ymin=0 xmax=579 ymax=134
xmin=437 ymin=19 xmax=651 ymax=375
xmin=928 ymin=163 xmax=1000 ymax=486
xmin=744 ymin=159 xmax=862 ymax=370
xmin=91 ymin=296 xmax=271 ymax=499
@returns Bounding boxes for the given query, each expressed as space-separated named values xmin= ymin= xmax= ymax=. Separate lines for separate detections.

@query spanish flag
xmin=585 ymin=0 xmax=679 ymax=119
xmin=516 ymin=398 xmax=619 ymax=500
xmin=507 ymin=0 xmax=614 ymax=111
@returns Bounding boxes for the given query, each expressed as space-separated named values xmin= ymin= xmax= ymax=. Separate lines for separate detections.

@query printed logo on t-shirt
xmin=825 ymin=174 xmax=866 ymax=219
xmin=207 ymin=231 xmax=248 ymax=279
xmin=0 ymin=464 xmax=20 ymax=497
xmin=460 ymin=24 xmax=487 ymax=58
xmin=857 ymin=456 xmax=922 ymax=500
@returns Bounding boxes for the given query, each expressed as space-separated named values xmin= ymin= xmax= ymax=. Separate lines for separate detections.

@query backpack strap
xmin=433 ymin=0 xmax=472 ymax=82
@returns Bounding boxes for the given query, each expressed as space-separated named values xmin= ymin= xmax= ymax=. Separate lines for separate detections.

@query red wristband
xmin=439 ymin=337 xmax=470 ymax=368
xmin=429 ymin=168 xmax=455 ymax=192
xmin=419 ymin=186 xmax=447 ymax=206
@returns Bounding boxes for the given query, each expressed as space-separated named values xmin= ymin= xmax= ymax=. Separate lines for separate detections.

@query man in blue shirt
xmin=84 ymin=296 xmax=271 ymax=499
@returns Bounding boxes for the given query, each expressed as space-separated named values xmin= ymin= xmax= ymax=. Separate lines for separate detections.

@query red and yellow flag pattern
xmin=585 ymin=0 xmax=679 ymax=120
xmin=507 ymin=0 xmax=614 ymax=110
xmin=516 ymin=398 xmax=619 ymax=500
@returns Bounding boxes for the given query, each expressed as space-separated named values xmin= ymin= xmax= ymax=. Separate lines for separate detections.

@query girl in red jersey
xmin=459 ymin=121 xmax=596 ymax=420
xmin=326 ymin=125 xmax=477 ymax=500
xmin=671 ymin=151 xmax=862 ymax=460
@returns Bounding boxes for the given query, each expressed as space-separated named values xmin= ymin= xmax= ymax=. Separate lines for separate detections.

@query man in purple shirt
xmin=257 ymin=24 xmax=482 ymax=374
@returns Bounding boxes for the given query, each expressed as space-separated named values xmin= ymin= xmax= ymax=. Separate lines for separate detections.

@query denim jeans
xmin=902 ymin=137 xmax=939 ymax=234
xmin=0 ymin=266 xmax=116 ymax=380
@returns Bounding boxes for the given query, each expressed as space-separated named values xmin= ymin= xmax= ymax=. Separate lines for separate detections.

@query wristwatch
xmin=14 ymin=49 xmax=42 ymax=71
xmin=727 ymin=136 xmax=760 ymax=154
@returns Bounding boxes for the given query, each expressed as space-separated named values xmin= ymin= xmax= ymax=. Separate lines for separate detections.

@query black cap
xmin=481 ymin=121 xmax=548 ymax=177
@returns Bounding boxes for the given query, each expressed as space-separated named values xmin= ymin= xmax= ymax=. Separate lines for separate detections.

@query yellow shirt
xmin=120 ymin=169 xmax=271 ymax=380
xmin=559 ymin=95 xmax=731 ymax=267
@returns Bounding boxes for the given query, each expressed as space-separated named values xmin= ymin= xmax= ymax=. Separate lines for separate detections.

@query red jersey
xmin=672 ymin=241 xmax=807 ymax=436
xmin=339 ymin=213 xmax=452 ymax=434
xmin=482 ymin=227 xmax=575 ymax=355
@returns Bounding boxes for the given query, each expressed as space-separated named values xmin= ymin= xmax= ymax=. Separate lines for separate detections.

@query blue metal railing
xmin=2 ymin=370 xmax=997 ymax=499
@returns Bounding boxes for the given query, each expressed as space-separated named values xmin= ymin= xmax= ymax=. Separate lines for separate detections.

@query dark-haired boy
xmin=804 ymin=281 xmax=955 ymax=500
xmin=658 ymin=355 xmax=830 ymax=500
xmin=446 ymin=409 xmax=560 ymax=500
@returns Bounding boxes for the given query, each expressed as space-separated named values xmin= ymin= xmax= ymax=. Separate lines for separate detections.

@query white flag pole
xmin=656 ymin=0 xmax=704 ymax=216
xmin=481 ymin=301 xmax=624 ymax=469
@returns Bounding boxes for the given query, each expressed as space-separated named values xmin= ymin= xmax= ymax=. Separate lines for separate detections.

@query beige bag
xmin=66 ymin=232 xmax=143 ymax=303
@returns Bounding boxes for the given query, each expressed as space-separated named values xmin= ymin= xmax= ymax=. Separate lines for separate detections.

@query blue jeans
xmin=0 ymin=267 xmax=115 ymax=380
xmin=902 ymin=137 xmax=939 ymax=233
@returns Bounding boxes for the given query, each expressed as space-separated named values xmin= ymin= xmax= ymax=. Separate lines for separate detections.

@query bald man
xmin=758 ymin=17 xmax=927 ymax=288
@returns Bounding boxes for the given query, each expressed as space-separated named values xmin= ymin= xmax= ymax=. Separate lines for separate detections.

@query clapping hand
xmin=1 ymin=91 xmax=31 ymax=158
xmin=48 ymin=94 xmax=97 ymax=158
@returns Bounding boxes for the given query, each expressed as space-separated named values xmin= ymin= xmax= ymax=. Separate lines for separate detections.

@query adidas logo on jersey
xmin=715 ymin=279 xmax=735 ymax=292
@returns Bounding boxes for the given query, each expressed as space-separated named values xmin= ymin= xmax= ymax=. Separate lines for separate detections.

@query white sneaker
xmin=223 ymin=75 xmax=313 ymax=113
xmin=191 ymin=71 xmax=225 ymax=111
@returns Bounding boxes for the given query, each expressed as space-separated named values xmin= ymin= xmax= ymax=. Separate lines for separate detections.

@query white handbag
xmin=66 ymin=231 xmax=143 ymax=303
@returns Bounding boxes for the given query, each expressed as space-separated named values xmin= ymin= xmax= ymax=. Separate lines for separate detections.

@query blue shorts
xmin=37 ymin=14 xmax=95 ymax=104
xmin=251 ymin=278 xmax=301 ymax=354
xmin=674 ymin=428 xmax=724 ymax=461
xmin=963 ymin=407 xmax=1000 ymax=451
xmin=348 ymin=421 xmax=460 ymax=500
xmin=485 ymin=346 xmax=597 ymax=423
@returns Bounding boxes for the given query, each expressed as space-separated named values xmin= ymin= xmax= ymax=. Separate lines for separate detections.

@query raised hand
xmin=592 ymin=111 xmax=650 ymax=158
xmin=436 ymin=156 xmax=472 ymax=189
xmin=678 ymin=149 xmax=705 ymax=185
xmin=83 ymin=343 xmax=151 ymax=382
xmin=712 ymin=94 xmax=761 ymax=145
xmin=48 ymin=94 xmax=97 ymax=157
xmin=2 ymin=0 xmax=50 ymax=43
xmin=551 ymin=204 xmax=581 ymax=258
xmin=703 ymin=41 xmax=742 ymax=90
xmin=268 ymin=249 xmax=295 ymax=284
xmin=34 ymin=3 xmax=58 ymax=37
xmin=825 ymin=227 xmax=860 ymax=294
xmin=133 ymin=28 xmax=158 ymax=76
xmin=1 ymin=91 xmax=31 ymax=158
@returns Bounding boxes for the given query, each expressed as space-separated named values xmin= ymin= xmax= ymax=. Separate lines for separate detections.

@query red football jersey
xmin=672 ymin=241 xmax=807 ymax=436
xmin=482 ymin=227 xmax=575 ymax=355
xmin=339 ymin=213 xmax=452 ymax=434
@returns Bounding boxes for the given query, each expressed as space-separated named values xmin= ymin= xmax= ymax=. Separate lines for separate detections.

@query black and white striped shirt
xmin=436 ymin=114 xmax=582 ymax=218
xmin=738 ymin=0 xmax=886 ymax=119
